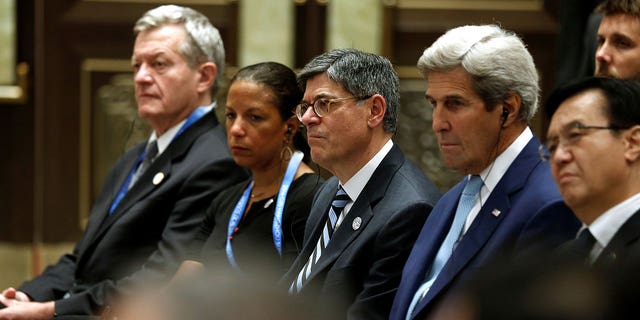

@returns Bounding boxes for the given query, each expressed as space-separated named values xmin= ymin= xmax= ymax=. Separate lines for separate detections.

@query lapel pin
xmin=491 ymin=209 xmax=501 ymax=217
xmin=153 ymin=172 xmax=165 ymax=185
xmin=352 ymin=217 xmax=362 ymax=230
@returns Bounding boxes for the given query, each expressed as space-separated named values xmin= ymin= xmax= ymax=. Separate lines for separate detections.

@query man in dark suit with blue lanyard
xmin=0 ymin=5 xmax=246 ymax=319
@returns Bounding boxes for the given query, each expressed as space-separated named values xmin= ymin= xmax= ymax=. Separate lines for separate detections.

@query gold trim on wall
xmin=82 ymin=0 xmax=235 ymax=4
xmin=0 ymin=0 xmax=28 ymax=105
xmin=391 ymin=0 xmax=543 ymax=11
xmin=0 ymin=62 xmax=29 ymax=104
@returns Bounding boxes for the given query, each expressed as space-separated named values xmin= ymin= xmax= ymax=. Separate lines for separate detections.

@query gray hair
xmin=418 ymin=24 xmax=539 ymax=122
xmin=134 ymin=5 xmax=225 ymax=95
xmin=298 ymin=48 xmax=400 ymax=134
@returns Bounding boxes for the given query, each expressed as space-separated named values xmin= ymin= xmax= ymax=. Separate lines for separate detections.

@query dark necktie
xmin=290 ymin=186 xmax=350 ymax=293
xmin=129 ymin=140 xmax=158 ymax=189
xmin=574 ymin=227 xmax=596 ymax=261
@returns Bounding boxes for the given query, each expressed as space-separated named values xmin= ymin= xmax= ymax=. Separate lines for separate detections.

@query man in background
xmin=594 ymin=0 xmax=640 ymax=80
xmin=0 ymin=5 xmax=246 ymax=319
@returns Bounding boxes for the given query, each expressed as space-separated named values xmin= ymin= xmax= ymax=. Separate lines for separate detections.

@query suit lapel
xmin=81 ymin=112 xmax=218 ymax=253
xmin=78 ymin=144 xmax=144 ymax=254
xmin=302 ymin=145 xmax=403 ymax=284
xmin=307 ymin=194 xmax=375 ymax=281
xmin=595 ymin=210 xmax=640 ymax=267
xmin=399 ymin=186 xmax=460 ymax=308
xmin=419 ymin=190 xmax=510 ymax=309
xmin=414 ymin=137 xmax=542 ymax=315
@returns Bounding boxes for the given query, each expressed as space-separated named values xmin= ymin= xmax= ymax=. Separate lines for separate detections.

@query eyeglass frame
xmin=295 ymin=95 xmax=372 ymax=121
xmin=538 ymin=121 xmax=630 ymax=161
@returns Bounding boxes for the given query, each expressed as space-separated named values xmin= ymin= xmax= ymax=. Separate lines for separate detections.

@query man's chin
xmin=595 ymin=71 xmax=613 ymax=78
xmin=137 ymin=107 xmax=157 ymax=120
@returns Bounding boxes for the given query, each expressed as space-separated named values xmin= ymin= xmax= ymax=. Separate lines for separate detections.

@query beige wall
xmin=0 ymin=243 xmax=74 ymax=288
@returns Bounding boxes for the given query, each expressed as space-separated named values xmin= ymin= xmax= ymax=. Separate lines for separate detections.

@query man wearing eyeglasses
xmin=545 ymin=77 xmax=640 ymax=267
xmin=390 ymin=25 xmax=580 ymax=320
xmin=280 ymin=48 xmax=442 ymax=320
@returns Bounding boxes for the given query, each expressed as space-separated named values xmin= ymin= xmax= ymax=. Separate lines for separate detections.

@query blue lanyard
xmin=108 ymin=106 xmax=209 ymax=214
xmin=225 ymin=151 xmax=304 ymax=271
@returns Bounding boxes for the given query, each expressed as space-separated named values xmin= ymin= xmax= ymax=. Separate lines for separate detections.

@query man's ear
xmin=624 ymin=125 xmax=640 ymax=163
xmin=197 ymin=62 xmax=217 ymax=94
xmin=368 ymin=94 xmax=386 ymax=128
xmin=500 ymin=93 xmax=521 ymax=127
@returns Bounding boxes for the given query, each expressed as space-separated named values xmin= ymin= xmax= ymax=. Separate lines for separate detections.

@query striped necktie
xmin=290 ymin=186 xmax=349 ymax=293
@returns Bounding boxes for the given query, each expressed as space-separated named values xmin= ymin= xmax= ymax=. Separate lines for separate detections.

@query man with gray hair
xmin=0 ymin=5 xmax=246 ymax=319
xmin=281 ymin=48 xmax=441 ymax=319
xmin=389 ymin=24 xmax=579 ymax=320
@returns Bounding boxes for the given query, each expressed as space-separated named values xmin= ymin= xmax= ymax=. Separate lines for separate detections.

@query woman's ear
xmin=285 ymin=116 xmax=300 ymax=137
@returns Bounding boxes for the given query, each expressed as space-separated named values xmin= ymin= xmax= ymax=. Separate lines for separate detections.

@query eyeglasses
xmin=295 ymin=95 xmax=371 ymax=121
xmin=538 ymin=122 xmax=629 ymax=161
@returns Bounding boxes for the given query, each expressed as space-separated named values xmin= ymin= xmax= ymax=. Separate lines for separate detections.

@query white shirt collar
xmin=147 ymin=103 xmax=214 ymax=156
xmin=334 ymin=139 xmax=393 ymax=228
xmin=589 ymin=191 xmax=640 ymax=251
xmin=478 ymin=127 xmax=533 ymax=195
xmin=341 ymin=139 xmax=394 ymax=202
xmin=463 ymin=127 xmax=533 ymax=232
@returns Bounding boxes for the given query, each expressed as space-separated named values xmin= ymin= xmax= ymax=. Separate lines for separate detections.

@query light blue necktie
xmin=406 ymin=175 xmax=483 ymax=319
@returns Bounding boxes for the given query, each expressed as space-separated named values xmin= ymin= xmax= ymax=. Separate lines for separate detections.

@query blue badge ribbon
xmin=108 ymin=106 xmax=209 ymax=215
xmin=226 ymin=151 xmax=304 ymax=271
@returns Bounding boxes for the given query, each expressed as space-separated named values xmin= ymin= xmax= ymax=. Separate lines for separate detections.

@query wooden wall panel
xmin=0 ymin=0 xmax=35 ymax=242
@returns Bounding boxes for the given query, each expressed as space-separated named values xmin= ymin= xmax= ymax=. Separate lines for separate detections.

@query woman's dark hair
xmin=229 ymin=62 xmax=310 ymax=161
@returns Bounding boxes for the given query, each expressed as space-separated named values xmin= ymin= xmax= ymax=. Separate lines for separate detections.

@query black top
xmin=191 ymin=173 xmax=324 ymax=280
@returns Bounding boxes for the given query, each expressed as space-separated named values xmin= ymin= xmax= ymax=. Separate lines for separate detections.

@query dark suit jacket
xmin=390 ymin=137 xmax=580 ymax=320
xmin=561 ymin=210 xmax=640 ymax=268
xmin=19 ymin=112 xmax=248 ymax=316
xmin=594 ymin=210 xmax=640 ymax=268
xmin=281 ymin=145 xmax=441 ymax=320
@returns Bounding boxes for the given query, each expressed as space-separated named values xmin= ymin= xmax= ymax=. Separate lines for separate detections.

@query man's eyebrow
xmin=303 ymin=93 xmax=331 ymax=103
xmin=545 ymin=133 xmax=558 ymax=142
xmin=611 ymin=33 xmax=635 ymax=44
xmin=546 ymin=121 xmax=581 ymax=141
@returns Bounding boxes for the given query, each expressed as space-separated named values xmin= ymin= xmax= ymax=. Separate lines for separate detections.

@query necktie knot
xmin=331 ymin=186 xmax=349 ymax=210
xmin=128 ymin=140 xmax=159 ymax=190
xmin=144 ymin=140 xmax=159 ymax=164
xmin=462 ymin=175 xmax=483 ymax=196
xmin=575 ymin=227 xmax=596 ymax=254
